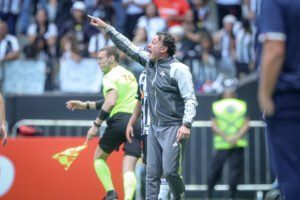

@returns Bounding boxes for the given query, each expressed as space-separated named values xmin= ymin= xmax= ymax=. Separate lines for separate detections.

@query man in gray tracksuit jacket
xmin=88 ymin=15 xmax=198 ymax=200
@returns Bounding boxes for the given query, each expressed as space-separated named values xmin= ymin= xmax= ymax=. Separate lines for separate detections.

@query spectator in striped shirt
xmin=27 ymin=8 xmax=58 ymax=57
xmin=214 ymin=15 xmax=237 ymax=78
xmin=235 ymin=19 xmax=255 ymax=79
xmin=0 ymin=20 xmax=19 ymax=62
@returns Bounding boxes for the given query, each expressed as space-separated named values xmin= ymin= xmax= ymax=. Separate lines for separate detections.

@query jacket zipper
xmin=152 ymin=61 xmax=160 ymax=126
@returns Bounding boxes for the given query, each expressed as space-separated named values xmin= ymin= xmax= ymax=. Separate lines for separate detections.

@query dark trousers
xmin=206 ymin=148 xmax=244 ymax=199
xmin=266 ymin=119 xmax=300 ymax=200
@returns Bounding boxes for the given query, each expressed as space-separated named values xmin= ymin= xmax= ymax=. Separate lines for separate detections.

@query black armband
xmin=98 ymin=109 xmax=110 ymax=121
xmin=95 ymin=100 xmax=104 ymax=110
xmin=93 ymin=120 xmax=101 ymax=127
xmin=86 ymin=101 xmax=90 ymax=109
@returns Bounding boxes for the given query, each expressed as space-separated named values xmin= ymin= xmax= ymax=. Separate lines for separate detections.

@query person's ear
xmin=161 ymin=46 xmax=168 ymax=53
xmin=109 ymin=56 xmax=113 ymax=63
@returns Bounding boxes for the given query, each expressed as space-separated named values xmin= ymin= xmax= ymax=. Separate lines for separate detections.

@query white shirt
xmin=27 ymin=23 xmax=58 ymax=40
xmin=0 ymin=34 xmax=19 ymax=59
xmin=122 ymin=0 xmax=151 ymax=15
xmin=220 ymin=30 xmax=231 ymax=58
xmin=235 ymin=29 xmax=255 ymax=63
xmin=88 ymin=33 xmax=114 ymax=53
xmin=136 ymin=16 xmax=167 ymax=43
xmin=216 ymin=0 xmax=241 ymax=5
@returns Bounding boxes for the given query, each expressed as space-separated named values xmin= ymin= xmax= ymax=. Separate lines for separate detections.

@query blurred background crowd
xmin=0 ymin=0 xmax=259 ymax=94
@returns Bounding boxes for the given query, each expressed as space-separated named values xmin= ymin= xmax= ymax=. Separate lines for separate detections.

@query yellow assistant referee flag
xmin=52 ymin=143 xmax=88 ymax=170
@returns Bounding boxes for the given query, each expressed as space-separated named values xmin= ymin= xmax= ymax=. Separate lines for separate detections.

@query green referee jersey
xmin=102 ymin=65 xmax=138 ymax=117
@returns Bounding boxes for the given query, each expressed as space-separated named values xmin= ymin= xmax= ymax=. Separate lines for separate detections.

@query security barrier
xmin=10 ymin=119 xmax=273 ymax=199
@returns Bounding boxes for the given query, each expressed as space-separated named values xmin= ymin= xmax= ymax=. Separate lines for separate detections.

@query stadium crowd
xmin=0 ymin=0 xmax=258 ymax=94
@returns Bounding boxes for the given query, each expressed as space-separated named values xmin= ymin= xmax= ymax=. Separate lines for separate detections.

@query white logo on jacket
xmin=160 ymin=70 xmax=166 ymax=77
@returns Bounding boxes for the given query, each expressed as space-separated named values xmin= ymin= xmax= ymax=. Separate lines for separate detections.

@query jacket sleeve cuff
xmin=105 ymin=25 xmax=114 ymax=33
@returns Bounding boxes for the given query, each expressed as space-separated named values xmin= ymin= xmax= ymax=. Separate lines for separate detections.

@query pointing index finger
xmin=87 ymin=15 xmax=96 ymax=20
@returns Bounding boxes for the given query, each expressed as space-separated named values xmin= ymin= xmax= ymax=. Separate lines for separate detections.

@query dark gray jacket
xmin=105 ymin=25 xmax=198 ymax=126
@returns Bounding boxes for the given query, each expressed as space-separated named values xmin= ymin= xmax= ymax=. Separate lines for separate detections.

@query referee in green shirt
xmin=66 ymin=46 xmax=141 ymax=200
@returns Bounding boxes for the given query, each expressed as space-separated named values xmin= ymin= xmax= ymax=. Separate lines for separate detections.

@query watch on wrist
xmin=93 ymin=120 xmax=101 ymax=127
xmin=183 ymin=122 xmax=191 ymax=129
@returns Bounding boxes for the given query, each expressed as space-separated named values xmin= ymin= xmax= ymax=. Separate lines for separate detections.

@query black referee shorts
xmin=99 ymin=113 xmax=141 ymax=158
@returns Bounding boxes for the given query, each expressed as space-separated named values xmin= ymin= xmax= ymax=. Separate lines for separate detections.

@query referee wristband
xmin=98 ymin=109 xmax=110 ymax=121
xmin=95 ymin=100 xmax=104 ymax=110
xmin=93 ymin=120 xmax=101 ymax=127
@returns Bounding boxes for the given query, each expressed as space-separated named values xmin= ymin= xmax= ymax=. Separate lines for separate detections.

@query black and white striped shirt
xmin=235 ymin=28 xmax=255 ymax=64
xmin=88 ymin=32 xmax=114 ymax=54
xmin=0 ymin=34 xmax=19 ymax=59
xmin=136 ymin=70 xmax=150 ymax=135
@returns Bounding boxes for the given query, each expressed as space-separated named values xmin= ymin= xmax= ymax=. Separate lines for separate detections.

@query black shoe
xmin=103 ymin=190 xmax=118 ymax=200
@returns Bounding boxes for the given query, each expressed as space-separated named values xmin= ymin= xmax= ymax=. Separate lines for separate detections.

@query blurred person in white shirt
xmin=136 ymin=3 xmax=167 ymax=43
xmin=0 ymin=21 xmax=19 ymax=62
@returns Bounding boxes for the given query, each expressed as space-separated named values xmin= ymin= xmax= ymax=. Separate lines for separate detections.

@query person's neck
xmin=38 ymin=22 xmax=45 ymax=27
xmin=109 ymin=62 xmax=118 ymax=70
xmin=159 ymin=54 xmax=169 ymax=59
xmin=75 ymin=18 xmax=83 ymax=24
xmin=155 ymin=54 xmax=170 ymax=62
xmin=38 ymin=24 xmax=46 ymax=32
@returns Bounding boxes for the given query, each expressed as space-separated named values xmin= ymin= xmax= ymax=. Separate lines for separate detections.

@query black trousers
xmin=206 ymin=147 xmax=244 ymax=199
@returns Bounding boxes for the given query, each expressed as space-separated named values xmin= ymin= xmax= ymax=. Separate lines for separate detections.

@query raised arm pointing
xmin=87 ymin=15 xmax=108 ymax=29
xmin=87 ymin=15 xmax=149 ymax=67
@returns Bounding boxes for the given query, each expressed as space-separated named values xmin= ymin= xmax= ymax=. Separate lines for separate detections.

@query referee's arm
xmin=94 ymin=89 xmax=117 ymax=126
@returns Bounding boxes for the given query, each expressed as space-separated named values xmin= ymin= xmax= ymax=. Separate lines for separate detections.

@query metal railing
xmin=185 ymin=120 xmax=272 ymax=199
xmin=11 ymin=119 xmax=107 ymax=137
xmin=11 ymin=119 xmax=272 ymax=197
